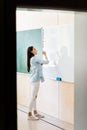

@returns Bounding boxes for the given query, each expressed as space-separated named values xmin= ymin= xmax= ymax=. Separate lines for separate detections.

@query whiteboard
xmin=43 ymin=25 xmax=74 ymax=83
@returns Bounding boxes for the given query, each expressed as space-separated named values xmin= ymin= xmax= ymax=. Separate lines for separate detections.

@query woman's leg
xmin=32 ymin=82 xmax=45 ymax=118
xmin=32 ymin=82 xmax=40 ymax=113
xmin=28 ymin=81 xmax=40 ymax=118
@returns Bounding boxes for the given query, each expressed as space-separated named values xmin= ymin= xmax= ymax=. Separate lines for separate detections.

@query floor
xmin=17 ymin=104 xmax=73 ymax=130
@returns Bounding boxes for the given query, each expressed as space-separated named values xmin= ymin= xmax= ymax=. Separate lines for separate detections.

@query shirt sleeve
xmin=34 ymin=56 xmax=49 ymax=64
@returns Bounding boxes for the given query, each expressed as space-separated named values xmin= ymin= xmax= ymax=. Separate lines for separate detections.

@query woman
xmin=27 ymin=46 xmax=49 ymax=120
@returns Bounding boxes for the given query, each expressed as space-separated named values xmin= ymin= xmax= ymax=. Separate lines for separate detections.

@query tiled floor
xmin=17 ymin=104 xmax=73 ymax=130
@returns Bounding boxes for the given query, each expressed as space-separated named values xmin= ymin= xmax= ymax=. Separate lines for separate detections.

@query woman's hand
xmin=42 ymin=51 xmax=48 ymax=60
xmin=42 ymin=51 xmax=47 ymax=56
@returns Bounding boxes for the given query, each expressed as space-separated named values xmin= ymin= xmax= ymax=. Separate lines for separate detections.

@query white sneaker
xmin=28 ymin=115 xmax=39 ymax=120
xmin=35 ymin=114 xmax=45 ymax=118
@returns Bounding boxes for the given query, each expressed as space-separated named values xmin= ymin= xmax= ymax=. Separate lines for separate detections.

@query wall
xmin=16 ymin=10 xmax=58 ymax=31
xmin=74 ymin=12 xmax=87 ymax=130
xmin=16 ymin=10 xmax=74 ymax=31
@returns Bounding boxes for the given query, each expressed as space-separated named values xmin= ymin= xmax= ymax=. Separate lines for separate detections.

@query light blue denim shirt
xmin=29 ymin=55 xmax=49 ymax=82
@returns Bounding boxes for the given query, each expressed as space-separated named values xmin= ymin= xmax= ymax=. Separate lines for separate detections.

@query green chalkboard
xmin=16 ymin=28 xmax=42 ymax=73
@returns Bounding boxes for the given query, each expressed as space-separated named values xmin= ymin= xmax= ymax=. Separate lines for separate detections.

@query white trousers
xmin=29 ymin=81 xmax=40 ymax=112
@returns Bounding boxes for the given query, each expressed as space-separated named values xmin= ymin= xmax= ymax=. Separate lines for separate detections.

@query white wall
xmin=74 ymin=12 xmax=87 ymax=130
xmin=16 ymin=9 xmax=74 ymax=31
xmin=16 ymin=10 xmax=58 ymax=31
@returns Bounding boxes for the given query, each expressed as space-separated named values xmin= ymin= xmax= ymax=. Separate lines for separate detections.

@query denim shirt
xmin=30 ymin=55 xmax=49 ymax=82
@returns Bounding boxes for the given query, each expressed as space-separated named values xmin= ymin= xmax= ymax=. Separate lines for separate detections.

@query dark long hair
xmin=27 ymin=46 xmax=34 ymax=72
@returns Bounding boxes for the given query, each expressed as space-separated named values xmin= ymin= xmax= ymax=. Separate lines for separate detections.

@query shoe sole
xmin=35 ymin=114 xmax=45 ymax=118
xmin=27 ymin=117 xmax=39 ymax=120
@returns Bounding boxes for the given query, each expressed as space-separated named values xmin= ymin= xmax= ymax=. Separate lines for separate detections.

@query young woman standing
xmin=27 ymin=46 xmax=49 ymax=120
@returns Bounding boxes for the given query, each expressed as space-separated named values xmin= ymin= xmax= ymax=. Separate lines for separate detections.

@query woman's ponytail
xmin=27 ymin=46 xmax=34 ymax=72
